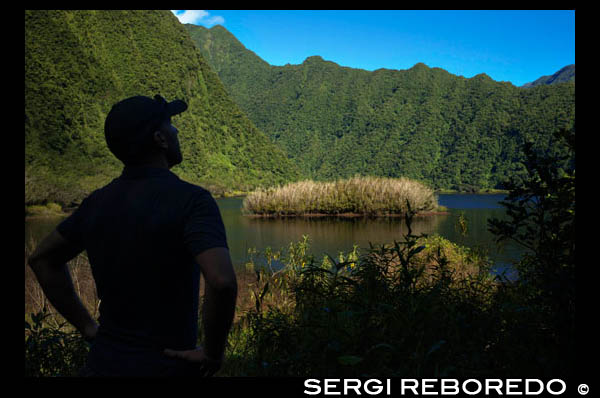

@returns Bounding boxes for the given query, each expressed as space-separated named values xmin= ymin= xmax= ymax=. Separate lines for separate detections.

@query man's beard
xmin=166 ymin=146 xmax=183 ymax=168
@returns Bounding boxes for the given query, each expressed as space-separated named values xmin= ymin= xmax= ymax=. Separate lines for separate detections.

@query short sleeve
xmin=183 ymin=191 xmax=229 ymax=257
xmin=56 ymin=196 xmax=91 ymax=250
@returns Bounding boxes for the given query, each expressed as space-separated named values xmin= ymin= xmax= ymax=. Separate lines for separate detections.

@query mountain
xmin=522 ymin=65 xmax=575 ymax=88
xmin=185 ymin=24 xmax=575 ymax=192
xmin=25 ymin=10 xmax=300 ymax=207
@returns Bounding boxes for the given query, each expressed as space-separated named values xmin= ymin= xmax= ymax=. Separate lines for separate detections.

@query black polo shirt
xmin=57 ymin=165 xmax=228 ymax=376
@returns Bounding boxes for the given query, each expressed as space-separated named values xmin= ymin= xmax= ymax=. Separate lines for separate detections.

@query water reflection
xmin=228 ymin=213 xmax=446 ymax=264
xmin=219 ymin=195 xmax=523 ymax=277
xmin=25 ymin=194 xmax=524 ymax=277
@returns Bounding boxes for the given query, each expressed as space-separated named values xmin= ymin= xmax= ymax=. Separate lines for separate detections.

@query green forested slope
xmin=186 ymin=24 xmax=575 ymax=191
xmin=25 ymin=10 xmax=300 ymax=207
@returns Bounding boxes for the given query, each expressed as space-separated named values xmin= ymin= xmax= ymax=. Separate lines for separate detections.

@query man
xmin=27 ymin=95 xmax=238 ymax=376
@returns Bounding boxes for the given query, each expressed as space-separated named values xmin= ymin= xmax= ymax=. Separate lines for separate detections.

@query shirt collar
xmin=120 ymin=165 xmax=175 ymax=180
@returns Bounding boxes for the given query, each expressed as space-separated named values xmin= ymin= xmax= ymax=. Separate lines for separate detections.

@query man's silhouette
xmin=28 ymin=95 xmax=238 ymax=376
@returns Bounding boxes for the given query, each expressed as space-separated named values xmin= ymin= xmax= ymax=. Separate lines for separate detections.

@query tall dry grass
xmin=25 ymin=239 xmax=100 ymax=329
xmin=242 ymin=176 xmax=438 ymax=216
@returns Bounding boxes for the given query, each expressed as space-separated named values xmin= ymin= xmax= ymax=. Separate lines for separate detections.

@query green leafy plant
xmin=25 ymin=307 xmax=89 ymax=377
xmin=488 ymin=128 xmax=575 ymax=378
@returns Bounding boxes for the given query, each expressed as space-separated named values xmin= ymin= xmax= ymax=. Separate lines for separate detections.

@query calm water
xmin=219 ymin=194 xmax=521 ymax=278
xmin=25 ymin=194 xmax=523 ymax=278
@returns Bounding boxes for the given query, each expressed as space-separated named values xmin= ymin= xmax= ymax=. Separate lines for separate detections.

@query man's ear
xmin=153 ymin=130 xmax=168 ymax=150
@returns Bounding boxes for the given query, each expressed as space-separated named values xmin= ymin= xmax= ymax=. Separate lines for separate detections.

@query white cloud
xmin=171 ymin=10 xmax=224 ymax=27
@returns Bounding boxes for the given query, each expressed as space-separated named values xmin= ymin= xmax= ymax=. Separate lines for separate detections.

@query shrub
xmin=25 ymin=307 xmax=89 ymax=377
xmin=487 ymin=128 xmax=575 ymax=378
xmin=223 ymin=214 xmax=498 ymax=378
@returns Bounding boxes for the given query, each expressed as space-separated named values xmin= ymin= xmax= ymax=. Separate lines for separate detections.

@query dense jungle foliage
xmin=25 ymin=10 xmax=300 ymax=208
xmin=186 ymin=24 xmax=575 ymax=192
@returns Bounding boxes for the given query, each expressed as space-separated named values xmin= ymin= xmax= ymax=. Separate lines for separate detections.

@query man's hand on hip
xmin=163 ymin=345 xmax=223 ymax=377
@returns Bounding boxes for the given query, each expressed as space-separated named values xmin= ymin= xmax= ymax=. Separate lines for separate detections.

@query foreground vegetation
xmin=25 ymin=202 xmax=67 ymax=218
xmin=25 ymin=129 xmax=575 ymax=378
xmin=242 ymin=176 xmax=439 ymax=216
xmin=24 ymin=227 xmax=491 ymax=377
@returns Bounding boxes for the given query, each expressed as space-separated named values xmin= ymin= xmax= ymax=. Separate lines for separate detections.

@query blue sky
xmin=172 ymin=10 xmax=575 ymax=87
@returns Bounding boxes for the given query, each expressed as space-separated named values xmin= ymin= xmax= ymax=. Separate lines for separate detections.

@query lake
xmin=219 ymin=194 xmax=522 ymax=278
xmin=25 ymin=194 xmax=523 ymax=278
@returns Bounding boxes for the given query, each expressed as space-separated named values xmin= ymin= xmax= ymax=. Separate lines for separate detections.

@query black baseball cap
xmin=104 ymin=94 xmax=188 ymax=161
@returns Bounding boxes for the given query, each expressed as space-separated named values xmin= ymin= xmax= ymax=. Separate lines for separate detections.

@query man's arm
xmin=27 ymin=229 xmax=98 ymax=341
xmin=163 ymin=246 xmax=237 ymax=375
xmin=197 ymin=247 xmax=238 ymax=360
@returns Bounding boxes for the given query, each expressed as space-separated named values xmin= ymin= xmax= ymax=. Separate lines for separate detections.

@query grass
xmin=242 ymin=176 xmax=439 ymax=217
xmin=220 ymin=228 xmax=501 ymax=377
xmin=25 ymin=202 xmax=67 ymax=218
xmin=24 ymin=240 xmax=98 ymax=377
xmin=220 ymin=230 xmax=571 ymax=378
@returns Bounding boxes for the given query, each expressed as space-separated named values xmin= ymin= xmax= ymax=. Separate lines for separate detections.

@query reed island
xmin=242 ymin=176 xmax=443 ymax=217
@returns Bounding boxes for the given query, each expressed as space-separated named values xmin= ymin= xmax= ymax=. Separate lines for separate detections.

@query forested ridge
xmin=25 ymin=10 xmax=300 ymax=208
xmin=186 ymin=24 xmax=575 ymax=192
xmin=521 ymin=64 xmax=575 ymax=88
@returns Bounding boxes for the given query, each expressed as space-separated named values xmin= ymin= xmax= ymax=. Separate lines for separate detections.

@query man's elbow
xmin=27 ymin=252 xmax=44 ymax=271
xmin=196 ymin=247 xmax=238 ymax=296
xmin=220 ymin=276 xmax=238 ymax=296
xmin=208 ymin=274 xmax=238 ymax=297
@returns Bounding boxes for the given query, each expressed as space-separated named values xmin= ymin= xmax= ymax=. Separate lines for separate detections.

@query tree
xmin=488 ymin=127 xmax=575 ymax=377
